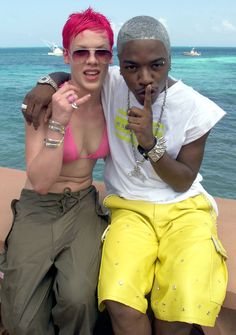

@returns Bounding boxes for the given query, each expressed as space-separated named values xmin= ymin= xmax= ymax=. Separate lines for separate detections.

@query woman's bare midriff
xmin=24 ymin=158 xmax=97 ymax=193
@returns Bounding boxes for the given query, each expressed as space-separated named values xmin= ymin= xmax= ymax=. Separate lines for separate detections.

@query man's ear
xmin=63 ymin=49 xmax=69 ymax=64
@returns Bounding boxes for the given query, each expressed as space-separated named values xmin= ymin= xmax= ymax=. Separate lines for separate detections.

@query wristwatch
xmin=37 ymin=75 xmax=58 ymax=91
xmin=137 ymin=139 xmax=156 ymax=160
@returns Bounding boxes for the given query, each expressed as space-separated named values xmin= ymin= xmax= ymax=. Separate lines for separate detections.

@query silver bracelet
xmin=44 ymin=136 xmax=64 ymax=148
xmin=48 ymin=120 xmax=65 ymax=135
xmin=147 ymin=137 xmax=166 ymax=162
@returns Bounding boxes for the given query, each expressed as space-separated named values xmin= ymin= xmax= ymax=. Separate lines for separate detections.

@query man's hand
xmin=126 ymin=85 xmax=155 ymax=149
xmin=22 ymin=84 xmax=55 ymax=129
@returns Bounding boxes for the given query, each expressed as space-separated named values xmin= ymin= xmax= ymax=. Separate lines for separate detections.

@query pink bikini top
xmin=63 ymin=123 xmax=110 ymax=163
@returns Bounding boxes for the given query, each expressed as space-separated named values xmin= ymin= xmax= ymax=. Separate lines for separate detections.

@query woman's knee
xmin=60 ymin=278 xmax=97 ymax=313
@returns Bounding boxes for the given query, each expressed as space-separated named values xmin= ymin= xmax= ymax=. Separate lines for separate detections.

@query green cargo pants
xmin=1 ymin=186 xmax=108 ymax=335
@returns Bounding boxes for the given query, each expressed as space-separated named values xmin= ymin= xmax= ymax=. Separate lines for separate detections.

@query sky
xmin=1 ymin=0 xmax=236 ymax=48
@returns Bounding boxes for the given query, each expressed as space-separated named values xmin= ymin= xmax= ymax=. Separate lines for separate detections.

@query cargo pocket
xmin=211 ymin=235 xmax=227 ymax=260
xmin=210 ymin=235 xmax=228 ymax=305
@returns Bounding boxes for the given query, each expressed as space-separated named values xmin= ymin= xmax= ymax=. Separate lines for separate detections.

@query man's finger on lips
xmin=144 ymin=84 xmax=152 ymax=110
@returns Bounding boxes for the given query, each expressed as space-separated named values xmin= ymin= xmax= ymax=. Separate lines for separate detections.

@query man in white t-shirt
xmin=22 ymin=15 xmax=227 ymax=335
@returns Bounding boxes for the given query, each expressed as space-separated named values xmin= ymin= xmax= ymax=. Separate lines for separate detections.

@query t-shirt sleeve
xmin=184 ymin=93 xmax=226 ymax=145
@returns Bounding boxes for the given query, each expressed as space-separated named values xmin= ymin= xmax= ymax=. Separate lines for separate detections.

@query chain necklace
xmin=127 ymin=80 xmax=168 ymax=181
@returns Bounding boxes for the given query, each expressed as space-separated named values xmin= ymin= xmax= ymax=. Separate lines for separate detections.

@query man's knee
xmin=105 ymin=300 xmax=144 ymax=324
xmin=154 ymin=319 xmax=193 ymax=335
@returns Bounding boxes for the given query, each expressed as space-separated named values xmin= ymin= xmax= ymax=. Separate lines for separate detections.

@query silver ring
xmin=71 ymin=102 xmax=79 ymax=109
xmin=21 ymin=103 xmax=27 ymax=110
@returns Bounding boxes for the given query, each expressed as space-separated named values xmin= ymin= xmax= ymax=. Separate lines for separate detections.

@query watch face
xmin=38 ymin=75 xmax=58 ymax=90
xmin=39 ymin=76 xmax=49 ymax=83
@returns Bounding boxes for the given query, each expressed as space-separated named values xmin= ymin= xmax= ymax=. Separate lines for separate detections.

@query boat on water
xmin=183 ymin=47 xmax=201 ymax=57
xmin=48 ymin=43 xmax=63 ymax=56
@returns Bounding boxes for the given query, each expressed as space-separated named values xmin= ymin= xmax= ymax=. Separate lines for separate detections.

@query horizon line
xmin=0 ymin=45 xmax=236 ymax=49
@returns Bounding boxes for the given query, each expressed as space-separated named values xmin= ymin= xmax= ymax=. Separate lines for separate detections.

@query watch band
xmin=137 ymin=138 xmax=157 ymax=160
xmin=37 ymin=75 xmax=58 ymax=91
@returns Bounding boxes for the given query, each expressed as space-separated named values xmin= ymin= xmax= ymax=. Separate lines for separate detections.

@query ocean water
xmin=0 ymin=47 xmax=235 ymax=199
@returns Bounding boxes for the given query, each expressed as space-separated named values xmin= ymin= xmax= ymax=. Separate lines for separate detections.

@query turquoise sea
xmin=0 ymin=47 xmax=235 ymax=199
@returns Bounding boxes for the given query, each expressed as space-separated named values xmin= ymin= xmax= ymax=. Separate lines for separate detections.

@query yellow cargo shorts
xmin=98 ymin=194 xmax=228 ymax=327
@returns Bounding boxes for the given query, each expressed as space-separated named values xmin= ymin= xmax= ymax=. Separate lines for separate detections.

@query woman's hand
xmin=51 ymin=83 xmax=91 ymax=126
xmin=22 ymin=82 xmax=91 ymax=129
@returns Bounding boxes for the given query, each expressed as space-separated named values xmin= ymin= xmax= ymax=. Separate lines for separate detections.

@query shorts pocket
xmin=210 ymin=235 xmax=228 ymax=305
xmin=211 ymin=235 xmax=227 ymax=260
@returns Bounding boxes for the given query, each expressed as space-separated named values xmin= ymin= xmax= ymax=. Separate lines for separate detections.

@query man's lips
xmin=136 ymin=88 xmax=157 ymax=98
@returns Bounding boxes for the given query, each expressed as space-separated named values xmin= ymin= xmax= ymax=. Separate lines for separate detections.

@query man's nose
xmin=139 ymin=68 xmax=153 ymax=85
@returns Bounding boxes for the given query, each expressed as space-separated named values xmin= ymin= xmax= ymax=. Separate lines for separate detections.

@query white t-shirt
xmin=101 ymin=66 xmax=226 ymax=210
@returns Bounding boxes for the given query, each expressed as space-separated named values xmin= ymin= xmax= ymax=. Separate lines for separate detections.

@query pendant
xmin=128 ymin=164 xmax=146 ymax=181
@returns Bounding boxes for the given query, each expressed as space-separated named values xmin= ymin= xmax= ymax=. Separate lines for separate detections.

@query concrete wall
xmin=0 ymin=167 xmax=235 ymax=334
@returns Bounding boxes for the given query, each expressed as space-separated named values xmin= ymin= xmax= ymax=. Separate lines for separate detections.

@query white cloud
xmin=212 ymin=19 xmax=236 ymax=32
xmin=221 ymin=20 xmax=236 ymax=31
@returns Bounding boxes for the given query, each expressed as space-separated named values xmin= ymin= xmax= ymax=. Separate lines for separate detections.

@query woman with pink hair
xmin=0 ymin=8 xmax=113 ymax=335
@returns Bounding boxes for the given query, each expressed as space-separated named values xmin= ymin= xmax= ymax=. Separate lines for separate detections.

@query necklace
xmin=127 ymin=80 xmax=168 ymax=181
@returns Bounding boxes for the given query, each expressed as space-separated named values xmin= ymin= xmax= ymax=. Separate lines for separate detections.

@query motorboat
xmin=48 ymin=43 xmax=63 ymax=56
xmin=183 ymin=47 xmax=201 ymax=57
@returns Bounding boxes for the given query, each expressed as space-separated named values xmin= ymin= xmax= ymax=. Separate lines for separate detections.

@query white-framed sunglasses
xmin=70 ymin=48 xmax=112 ymax=64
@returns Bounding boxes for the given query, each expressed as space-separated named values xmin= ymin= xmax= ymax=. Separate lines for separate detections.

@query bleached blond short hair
xmin=117 ymin=15 xmax=171 ymax=59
